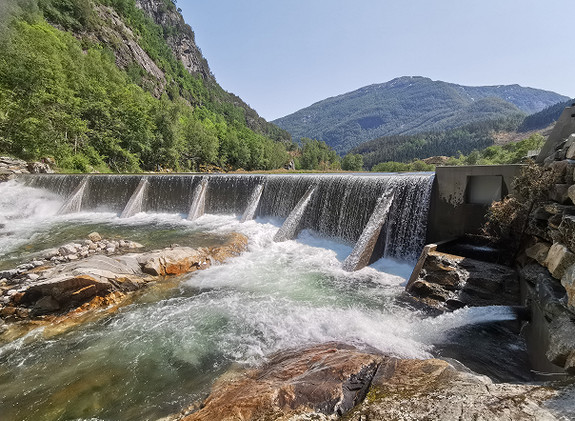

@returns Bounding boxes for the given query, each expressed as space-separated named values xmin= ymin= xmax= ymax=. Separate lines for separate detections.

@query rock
xmin=139 ymin=247 xmax=209 ymax=276
xmin=105 ymin=246 xmax=115 ymax=254
xmin=33 ymin=295 xmax=61 ymax=312
xmin=407 ymin=251 xmax=518 ymax=309
xmin=549 ymin=184 xmax=571 ymax=204
xmin=544 ymin=243 xmax=575 ymax=280
xmin=346 ymin=357 xmax=558 ymax=421
xmin=26 ymin=161 xmax=54 ymax=174
xmin=31 ymin=260 xmax=44 ymax=267
xmin=525 ymin=242 xmax=552 ymax=265
xmin=173 ymin=343 xmax=559 ymax=421
xmin=27 ymin=274 xmax=40 ymax=281
xmin=87 ymin=232 xmax=102 ymax=242
xmin=568 ymin=185 xmax=575 ymax=206
xmin=561 ymin=264 xmax=575 ymax=311
xmin=59 ymin=244 xmax=78 ymax=256
xmin=177 ymin=343 xmax=384 ymax=420
xmin=546 ymin=313 xmax=575 ymax=373
xmin=0 ymin=269 xmax=18 ymax=279
xmin=66 ymin=254 xmax=79 ymax=261
xmin=42 ymin=248 xmax=60 ymax=259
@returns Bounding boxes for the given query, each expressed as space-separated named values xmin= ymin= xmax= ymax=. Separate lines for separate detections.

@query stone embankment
xmin=167 ymin=343 xmax=558 ymax=421
xmin=0 ymin=231 xmax=248 ymax=340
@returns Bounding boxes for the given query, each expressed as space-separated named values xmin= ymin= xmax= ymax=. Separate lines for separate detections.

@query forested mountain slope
xmin=273 ymin=76 xmax=568 ymax=153
xmin=0 ymin=0 xmax=291 ymax=172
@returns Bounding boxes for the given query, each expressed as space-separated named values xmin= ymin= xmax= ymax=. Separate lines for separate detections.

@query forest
xmin=0 ymin=0 xmax=291 ymax=172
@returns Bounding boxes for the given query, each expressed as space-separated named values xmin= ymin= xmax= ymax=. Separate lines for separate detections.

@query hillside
xmin=518 ymin=97 xmax=575 ymax=132
xmin=351 ymin=117 xmax=523 ymax=169
xmin=273 ymin=76 xmax=568 ymax=153
xmin=0 ymin=0 xmax=291 ymax=172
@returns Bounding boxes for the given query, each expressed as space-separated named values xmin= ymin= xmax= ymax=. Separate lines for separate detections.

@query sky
xmin=180 ymin=0 xmax=575 ymax=121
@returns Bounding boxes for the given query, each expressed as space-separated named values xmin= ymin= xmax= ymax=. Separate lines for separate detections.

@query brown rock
xmin=179 ymin=343 xmax=384 ymax=420
xmin=87 ymin=232 xmax=102 ymax=242
xmin=544 ymin=243 xmax=575 ymax=279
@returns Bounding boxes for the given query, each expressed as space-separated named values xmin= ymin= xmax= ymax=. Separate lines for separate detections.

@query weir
xmin=58 ymin=176 xmax=90 ymax=214
xmin=187 ymin=177 xmax=208 ymax=221
xmin=120 ymin=177 xmax=149 ymax=218
xmin=240 ymin=184 xmax=264 ymax=223
xmin=20 ymin=173 xmax=434 ymax=263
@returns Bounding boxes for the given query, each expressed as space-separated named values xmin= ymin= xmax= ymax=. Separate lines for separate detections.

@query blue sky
xmin=180 ymin=0 xmax=575 ymax=121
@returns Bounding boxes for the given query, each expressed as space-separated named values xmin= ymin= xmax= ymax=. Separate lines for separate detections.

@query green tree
xmin=341 ymin=153 xmax=363 ymax=171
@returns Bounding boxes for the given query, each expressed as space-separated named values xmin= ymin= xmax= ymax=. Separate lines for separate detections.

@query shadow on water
xmin=432 ymin=320 xmax=533 ymax=383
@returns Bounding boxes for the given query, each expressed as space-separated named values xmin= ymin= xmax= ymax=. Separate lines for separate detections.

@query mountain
xmin=273 ymin=76 xmax=569 ymax=153
xmin=518 ymin=97 xmax=575 ymax=132
xmin=0 ymin=0 xmax=290 ymax=172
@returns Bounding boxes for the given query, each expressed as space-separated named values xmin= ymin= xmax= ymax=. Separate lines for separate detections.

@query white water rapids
xmin=0 ymin=179 xmax=529 ymax=420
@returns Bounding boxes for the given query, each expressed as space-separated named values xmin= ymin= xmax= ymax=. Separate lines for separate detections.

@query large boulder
xmin=171 ymin=343 xmax=559 ymax=421
xmin=176 ymin=343 xmax=382 ymax=420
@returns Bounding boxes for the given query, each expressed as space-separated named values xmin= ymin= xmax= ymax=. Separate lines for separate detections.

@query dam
xmin=0 ymin=169 xmax=535 ymax=420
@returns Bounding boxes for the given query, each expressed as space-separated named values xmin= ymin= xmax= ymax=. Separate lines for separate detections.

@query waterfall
xmin=240 ymin=184 xmax=264 ymax=222
xmin=342 ymin=188 xmax=394 ymax=271
xmin=188 ymin=178 xmax=208 ymax=221
xmin=19 ymin=173 xmax=434 ymax=262
xmin=58 ymin=177 xmax=89 ymax=214
xmin=120 ymin=178 xmax=149 ymax=218
xmin=274 ymin=185 xmax=316 ymax=242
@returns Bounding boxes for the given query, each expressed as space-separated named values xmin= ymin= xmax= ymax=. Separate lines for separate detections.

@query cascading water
xmin=120 ymin=177 xmax=149 ymax=218
xmin=342 ymin=188 xmax=394 ymax=271
xmin=58 ymin=176 xmax=89 ymax=214
xmin=240 ymin=184 xmax=264 ymax=222
xmin=273 ymin=184 xmax=316 ymax=242
xmin=187 ymin=177 xmax=208 ymax=221
xmin=0 ymin=173 xmax=537 ymax=421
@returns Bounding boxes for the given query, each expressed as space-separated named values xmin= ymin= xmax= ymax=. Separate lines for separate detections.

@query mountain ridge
xmin=273 ymin=76 xmax=568 ymax=153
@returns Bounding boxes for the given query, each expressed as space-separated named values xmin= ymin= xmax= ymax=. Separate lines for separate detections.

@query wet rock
xmin=87 ymin=232 xmax=102 ymax=242
xmin=407 ymin=251 xmax=518 ymax=309
xmin=0 ymin=269 xmax=18 ymax=279
xmin=346 ymin=357 xmax=558 ymax=421
xmin=59 ymin=244 xmax=78 ymax=256
xmin=0 ymin=233 xmax=249 ymax=339
xmin=173 ymin=343 xmax=559 ymax=421
xmin=140 ymin=247 xmax=208 ymax=276
xmin=176 ymin=343 xmax=384 ymax=420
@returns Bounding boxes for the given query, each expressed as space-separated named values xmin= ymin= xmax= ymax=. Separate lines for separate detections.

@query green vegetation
xmin=273 ymin=76 xmax=567 ymax=154
xmin=341 ymin=153 xmax=363 ymax=171
xmin=369 ymin=133 xmax=545 ymax=173
xmin=446 ymin=133 xmax=545 ymax=166
xmin=354 ymin=116 xmax=522 ymax=169
xmin=0 ymin=0 xmax=290 ymax=172
xmin=295 ymin=138 xmax=340 ymax=171
xmin=518 ymin=98 xmax=575 ymax=132
xmin=372 ymin=160 xmax=434 ymax=172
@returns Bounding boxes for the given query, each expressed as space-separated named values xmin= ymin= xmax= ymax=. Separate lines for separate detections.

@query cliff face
xmin=135 ymin=0 xmax=213 ymax=82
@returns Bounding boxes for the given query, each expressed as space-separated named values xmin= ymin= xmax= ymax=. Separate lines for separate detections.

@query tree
xmin=341 ymin=153 xmax=363 ymax=171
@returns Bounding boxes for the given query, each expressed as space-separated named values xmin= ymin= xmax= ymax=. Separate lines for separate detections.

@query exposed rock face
xmin=135 ymin=0 xmax=213 ymax=81
xmin=171 ymin=343 xmax=558 ymax=421
xmin=407 ymin=250 xmax=519 ymax=310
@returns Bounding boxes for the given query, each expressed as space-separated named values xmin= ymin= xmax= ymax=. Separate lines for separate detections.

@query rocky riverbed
xmin=0 ymin=231 xmax=248 ymax=341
